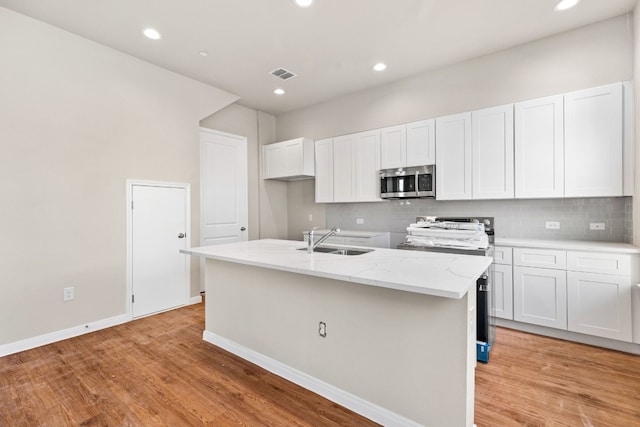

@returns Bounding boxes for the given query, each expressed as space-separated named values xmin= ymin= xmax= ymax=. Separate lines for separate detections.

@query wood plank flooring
xmin=475 ymin=327 xmax=640 ymax=427
xmin=1 ymin=301 xmax=639 ymax=426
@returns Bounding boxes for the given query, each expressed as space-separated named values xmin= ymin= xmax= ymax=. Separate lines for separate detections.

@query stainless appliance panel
xmin=379 ymin=165 xmax=435 ymax=199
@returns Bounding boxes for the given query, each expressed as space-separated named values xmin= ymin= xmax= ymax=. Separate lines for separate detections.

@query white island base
xmin=202 ymin=258 xmax=477 ymax=426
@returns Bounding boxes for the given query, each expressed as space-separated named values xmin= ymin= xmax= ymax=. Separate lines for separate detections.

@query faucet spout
xmin=308 ymin=227 xmax=341 ymax=253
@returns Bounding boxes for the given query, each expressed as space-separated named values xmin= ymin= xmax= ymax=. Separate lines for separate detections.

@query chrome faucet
xmin=307 ymin=227 xmax=341 ymax=253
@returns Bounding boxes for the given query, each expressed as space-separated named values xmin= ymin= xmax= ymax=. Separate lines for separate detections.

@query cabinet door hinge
xmin=132 ymin=294 xmax=135 ymax=303
xmin=131 ymin=201 xmax=134 ymax=210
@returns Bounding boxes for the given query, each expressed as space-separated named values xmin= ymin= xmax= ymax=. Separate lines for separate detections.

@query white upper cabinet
xmin=314 ymin=138 xmax=334 ymax=203
xmin=380 ymin=119 xmax=435 ymax=169
xmin=263 ymin=137 xmax=314 ymax=181
xmin=472 ymin=104 xmax=514 ymax=199
xmin=564 ymin=83 xmax=623 ymax=197
xmin=333 ymin=134 xmax=356 ymax=202
xmin=380 ymin=125 xmax=406 ymax=169
xmin=435 ymin=112 xmax=472 ymax=200
xmin=406 ymin=119 xmax=436 ymax=167
xmin=354 ymin=130 xmax=382 ymax=202
xmin=515 ymin=95 xmax=564 ymax=198
xmin=623 ymin=81 xmax=634 ymax=196
xmin=331 ymin=130 xmax=382 ymax=203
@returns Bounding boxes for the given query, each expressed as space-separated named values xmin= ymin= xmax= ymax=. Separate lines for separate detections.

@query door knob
xmin=240 ymin=227 xmax=246 ymax=231
xmin=178 ymin=233 xmax=185 ymax=238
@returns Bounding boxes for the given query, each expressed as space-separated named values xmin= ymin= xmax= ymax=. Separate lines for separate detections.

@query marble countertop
xmin=182 ymin=239 xmax=492 ymax=299
xmin=495 ymin=237 xmax=640 ymax=254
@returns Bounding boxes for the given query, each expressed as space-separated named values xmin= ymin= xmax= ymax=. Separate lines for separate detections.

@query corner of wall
xmin=633 ymin=3 xmax=640 ymax=245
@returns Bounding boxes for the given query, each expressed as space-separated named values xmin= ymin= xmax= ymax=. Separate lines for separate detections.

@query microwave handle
xmin=415 ymin=171 xmax=420 ymax=197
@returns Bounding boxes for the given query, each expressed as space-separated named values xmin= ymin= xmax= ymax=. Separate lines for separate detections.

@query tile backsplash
xmin=326 ymin=197 xmax=633 ymax=248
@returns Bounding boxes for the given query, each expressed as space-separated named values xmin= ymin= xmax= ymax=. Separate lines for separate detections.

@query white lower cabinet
xmin=493 ymin=263 xmax=513 ymax=320
xmin=505 ymin=244 xmax=637 ymax=345
xmin=513 ymin=266 xmax=567 ymax=330
xmin=493 ymin=246 xmax=514 ymax=320
xmin=567 ymin=271 xmax=632 ymax=342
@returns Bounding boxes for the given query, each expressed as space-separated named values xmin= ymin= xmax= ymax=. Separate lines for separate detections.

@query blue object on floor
xmin=477 ymin=341 xmax=491 ymax=363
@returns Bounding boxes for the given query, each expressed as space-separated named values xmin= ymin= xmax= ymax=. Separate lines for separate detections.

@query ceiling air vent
xmin=270 ymin=67 xmax=297 ymax=81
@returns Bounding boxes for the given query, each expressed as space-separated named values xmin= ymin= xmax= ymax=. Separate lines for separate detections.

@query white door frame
xmin=126 ymin=179 xmax=191 ymax=320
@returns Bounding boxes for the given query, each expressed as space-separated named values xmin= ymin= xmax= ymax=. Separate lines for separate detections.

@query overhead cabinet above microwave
xmin=263 ymin=137 xmax=314 ymax=181
xmin=380 ymin=119 xmax=436 ymax=169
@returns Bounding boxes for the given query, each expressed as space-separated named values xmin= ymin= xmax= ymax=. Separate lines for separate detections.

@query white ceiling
xmin=0 ymin=0 xmax=636 ymax=115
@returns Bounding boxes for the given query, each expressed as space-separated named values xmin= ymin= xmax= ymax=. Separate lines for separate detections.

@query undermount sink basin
xmin=297 ymin=246 xmax=374 ymax=256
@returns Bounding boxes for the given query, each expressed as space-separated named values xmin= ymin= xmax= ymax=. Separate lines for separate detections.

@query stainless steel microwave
xmin=379 ymin=165 xmax=435 ymax=199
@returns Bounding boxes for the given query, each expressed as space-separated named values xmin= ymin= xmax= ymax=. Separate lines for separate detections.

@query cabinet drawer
xmin=494 ymin=246 xmax=513 ymax=265
xmin=567 ymin=251 xmax=630 ymax=275
xmin=513 ymin=248 xmax=566 ymax=270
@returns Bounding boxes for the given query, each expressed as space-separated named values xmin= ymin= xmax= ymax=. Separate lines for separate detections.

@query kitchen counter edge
xmin=495 ymin=238 xmax=640 ymax=254
xmin=181 ymin=239 xmax=492 ymax=300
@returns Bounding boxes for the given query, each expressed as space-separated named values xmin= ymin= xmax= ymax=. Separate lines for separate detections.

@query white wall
xmin=277 ymin=15 xmax=634 ymax=240
xmin=634 ymin=2 xmax=640 ymax=245
xmin=0 ymin=7 xmax=238 ymax=346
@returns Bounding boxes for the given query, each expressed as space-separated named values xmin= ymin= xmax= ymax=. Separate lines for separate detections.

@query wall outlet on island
xmin=590 ymin=222 xmax=606 ymax=230
xmin=318 ymin=321 xmax=327 ymax=338
xmin=545 ymin=221 xmax=560 ymax=230
xmin=356 ymin=218 xmax=364 ymax=225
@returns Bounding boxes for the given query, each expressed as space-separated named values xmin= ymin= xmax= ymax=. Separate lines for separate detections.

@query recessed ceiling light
xmin=293 ymin=0 xmax=314 ymax=8
xmin=274 ymin=88 xmax=285 ymax=95
xmin=142 ymin=28 xmax=161 ymax=40
xmin=554 ymin=0 xmax=579 ymax=11
xmin=373 ymin=63 xmax=387 ymax=72
xmin=199 ymin=51 xmax=208 ymax=57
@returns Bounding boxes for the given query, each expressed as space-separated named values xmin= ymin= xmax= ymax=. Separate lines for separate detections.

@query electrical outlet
xmin=318 ymin=321 xmax=327 ymax=338
xmin=308 ymin=213 xmax=313 ymax=222
xmin=590 ymin=222 xmax=606 ymax=231
xmin=63 ymin=287 xmax=74 ymax=301
xmin=545 ymin=221 xmax=560 ymax=230
xmin=356 ymin=218 xmax=364 ymax=225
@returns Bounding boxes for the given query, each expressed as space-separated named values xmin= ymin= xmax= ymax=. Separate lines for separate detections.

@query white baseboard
xmin=0 ymin=314 xmax=129 ymax=358
xmin=189 ymin=295 xmax=203 ymax=305
xmin=495 ymin=318 xmax=640 ymax=355
xmin=202 ymin=331 xmax=422 ymax=427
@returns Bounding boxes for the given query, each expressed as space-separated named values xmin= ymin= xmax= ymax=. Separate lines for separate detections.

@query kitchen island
xmin=183 ymin=239 xmax=492 ymax=427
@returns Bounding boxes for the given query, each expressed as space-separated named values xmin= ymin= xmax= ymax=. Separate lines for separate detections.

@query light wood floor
xmin=1 ymin=302 xmax=639 ymax=427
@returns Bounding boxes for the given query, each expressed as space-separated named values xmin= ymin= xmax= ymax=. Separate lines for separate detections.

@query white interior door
xmin=131 ymin=183 xmax=189 ymax=318
xmin=200 ymin=128 xmax=248 ymax=246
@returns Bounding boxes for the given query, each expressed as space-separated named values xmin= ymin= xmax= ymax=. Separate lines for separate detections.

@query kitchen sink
xmin=297 ymin=246 xmax=374 ymax=255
